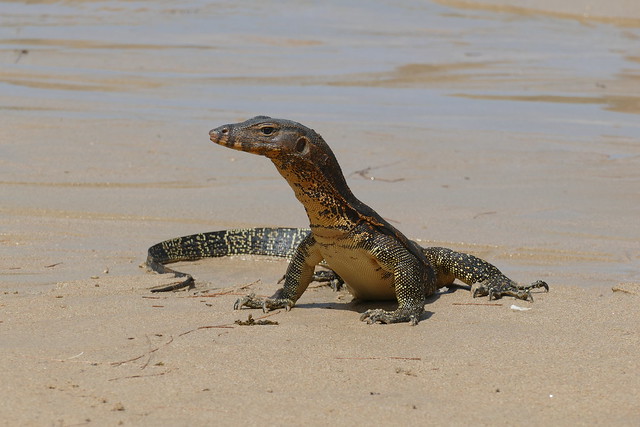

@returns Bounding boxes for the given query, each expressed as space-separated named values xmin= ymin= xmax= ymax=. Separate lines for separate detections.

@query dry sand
xmin=1 ymin=1 xmax=639 ymax=425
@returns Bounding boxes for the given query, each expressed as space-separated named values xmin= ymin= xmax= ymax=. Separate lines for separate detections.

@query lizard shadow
xmin=295 ymin=284 xmax=470 ymax=323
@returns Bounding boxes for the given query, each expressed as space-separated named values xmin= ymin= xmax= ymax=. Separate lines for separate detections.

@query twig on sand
xmin=110 ymin=310 xmax=282 ymax=368
xmin=335 ymin=356 xmax=421 ymax=361
xmin=349 ymin=162 xmax=405 ymax=183
xmin=452 ymin=302 xmax=503 ymax=306
xmin=110 ymin=336 xmax=174 ymax=367
xmin=188 ymin=280 xmax=261 ymax=298
xmin=108 ymin=370 xmax=173 ymax=381
xmin=44 ymin=262 xmax=63 ymax=268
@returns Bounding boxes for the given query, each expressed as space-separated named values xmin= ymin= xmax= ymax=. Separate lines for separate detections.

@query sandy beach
xmin=1 ymin=1 xmax=639 ymax=425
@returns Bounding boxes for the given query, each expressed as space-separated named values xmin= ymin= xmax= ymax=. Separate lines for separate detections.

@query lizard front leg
xmin=359 ymin=235 xmax=435 ymax=326
xmin=234 ymin=233 xmax=323 ymax=312
xmin=422 ymin=247 xmax=549 ymax=301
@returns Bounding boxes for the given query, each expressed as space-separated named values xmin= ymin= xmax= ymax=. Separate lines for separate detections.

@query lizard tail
xmin=145 ymin=227 xmax=310 ymax=292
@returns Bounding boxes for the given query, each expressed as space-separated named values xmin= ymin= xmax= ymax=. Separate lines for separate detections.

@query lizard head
xmin=210 ymin=116 xmax=385 ymax=228
xmin=209 ymin=116 xmax=334 ymax=165
xmin=210 ymin=116 xmax=363 ymax=213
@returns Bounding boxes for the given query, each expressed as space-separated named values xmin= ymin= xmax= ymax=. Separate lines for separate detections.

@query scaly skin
xmin=187 ymin=116 xmax=549 ymax=325
xmin=145 ymin=228 xmax=310 ymax=292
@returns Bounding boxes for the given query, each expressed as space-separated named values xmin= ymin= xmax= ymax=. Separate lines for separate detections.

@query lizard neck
xmin=271 ymin=156 xmax=361 ymax=237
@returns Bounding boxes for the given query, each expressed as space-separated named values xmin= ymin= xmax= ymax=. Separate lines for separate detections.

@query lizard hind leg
xmin=473 ymin=277 xmax=549 ymax=302
xmin=422 ymin=247 xmax=549 ymax=302
xmin=277 ymin=268 xmax=345 ymax=291
xmin=311 ymin=269 xmax=345 ymax=291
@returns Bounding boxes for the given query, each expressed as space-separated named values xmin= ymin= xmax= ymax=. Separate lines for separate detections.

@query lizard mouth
xmin=209 ymin=126 xmax=229 ymax=146
xmin=210 ymin=126 xmax=251 ymax=153
xmin=209 ymin=126 xmax=275 ymax=157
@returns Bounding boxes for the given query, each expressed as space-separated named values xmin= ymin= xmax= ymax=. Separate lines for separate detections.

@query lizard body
xmin=146 ymin=116 xmax=548 ymax=324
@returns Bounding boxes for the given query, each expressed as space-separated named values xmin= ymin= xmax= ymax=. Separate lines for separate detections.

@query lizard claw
xmin=359 ymin=309 xmax=380 ymax=324
xmin=360 ymin=308 xmax=422 ymax=325
xmin=264 ymin=298 xmax=294 ymax=311
xmin=260 ymin=299 xmax=293 ymax=312
xmin=234 ymin=293 xmax=264 ymax=310
xmin=234 ymin=292 xmax=294 ymax=312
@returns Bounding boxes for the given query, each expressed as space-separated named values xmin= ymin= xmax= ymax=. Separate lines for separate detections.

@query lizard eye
xmin=260 ymin=126 xmax=275 ymax=136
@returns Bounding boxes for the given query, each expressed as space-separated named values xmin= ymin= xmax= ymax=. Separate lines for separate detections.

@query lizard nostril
xmin=221 ymin=127 xmax=229 ymax=135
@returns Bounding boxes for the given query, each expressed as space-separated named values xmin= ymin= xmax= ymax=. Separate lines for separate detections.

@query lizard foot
xmin=359 ymin=307 xmax=424 ymax=326
xmin=233 ymin=292 xmax=294 ymax=312
xmin=277 ymin=269 xmax=345 ymax=291
xmin=311 ymin=269 xmax=345 ymax=291
xmin=473 ymin=277 xmax=549 ymax=302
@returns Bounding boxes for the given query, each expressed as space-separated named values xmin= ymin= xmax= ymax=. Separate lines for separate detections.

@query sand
xmin=1 ymin=1 xmax=639 ymax=425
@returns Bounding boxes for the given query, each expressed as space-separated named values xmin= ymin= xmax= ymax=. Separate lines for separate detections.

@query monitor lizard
xmin=146 ymin=116 xmax=548 ymax=325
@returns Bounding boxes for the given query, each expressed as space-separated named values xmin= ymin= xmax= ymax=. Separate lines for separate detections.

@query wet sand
xmin=1 ymin=0 xmax=639 ymax=425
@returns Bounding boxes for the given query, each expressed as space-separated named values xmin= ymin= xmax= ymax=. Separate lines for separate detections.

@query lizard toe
xmin=360 ymin=309 xmax=384 ymax=324
xmin=477 ymin=277 xmax=548 ymax=302
xmin=234 ymin=293 xmax=265 ymax=310
xmin=263 ymin=298 xmax=295 ymax=311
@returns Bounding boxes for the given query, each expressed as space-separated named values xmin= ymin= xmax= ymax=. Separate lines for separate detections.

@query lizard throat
xmin=271 ymin=157 xmax=360 ymax=232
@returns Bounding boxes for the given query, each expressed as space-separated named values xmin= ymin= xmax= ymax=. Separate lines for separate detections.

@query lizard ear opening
xmin=295 ymin=136 xmax=309 ymax=153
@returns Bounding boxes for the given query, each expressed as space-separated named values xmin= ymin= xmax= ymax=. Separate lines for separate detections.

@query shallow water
xmin=3 ymin=1 xmax=639 ymax=125
xmin=1 ymin=0 xmax=639 ymax=288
